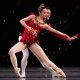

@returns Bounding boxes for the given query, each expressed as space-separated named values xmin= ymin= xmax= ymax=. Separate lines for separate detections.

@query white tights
xmin=21 ymin=48 xmax=29 ymax=77
xmin=18 ymin=35 xmax=29 ymax=77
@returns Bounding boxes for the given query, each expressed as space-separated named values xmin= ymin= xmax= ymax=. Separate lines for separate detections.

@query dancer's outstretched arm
xmin=44 ymin=24 xmax=79 ymax=42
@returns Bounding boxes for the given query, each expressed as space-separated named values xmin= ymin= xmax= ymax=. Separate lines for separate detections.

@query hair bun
xmin=38 ymin=3 xmax=45 ymax=12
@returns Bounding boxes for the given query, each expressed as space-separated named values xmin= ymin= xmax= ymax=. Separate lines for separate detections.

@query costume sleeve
xmin=49 ymin=24 xmax=79 ymax=40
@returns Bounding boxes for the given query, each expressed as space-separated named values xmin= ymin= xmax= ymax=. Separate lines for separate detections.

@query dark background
xmin=0 ymin=0 xmax=80 ymax=68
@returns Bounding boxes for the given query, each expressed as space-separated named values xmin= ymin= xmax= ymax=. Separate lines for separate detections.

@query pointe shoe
xmin=52 ymin=73 xmax=62 ymax=78
xmin=56 ymin=69 xmax=66 ymax=78
xmin=21 ymin=73 xmax=26 ymax=78
xmin=14 ymin=67 xmax=21 ymax=77
xmin=57 ymin=72 xmax=66 ymax=78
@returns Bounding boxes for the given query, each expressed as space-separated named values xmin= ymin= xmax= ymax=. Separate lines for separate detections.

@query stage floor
xmin=0 ymin=67 xmax=80 ymax=80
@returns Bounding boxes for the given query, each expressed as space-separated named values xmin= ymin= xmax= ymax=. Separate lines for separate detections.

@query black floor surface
xmin=0 ymin=67 xmax=80 ymax=80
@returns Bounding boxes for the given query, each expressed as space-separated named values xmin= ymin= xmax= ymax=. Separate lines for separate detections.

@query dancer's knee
xmin=8 ymin=49 xmax=14 ymax=56
xmin=22 ymin=53 xmax=29 ymax=60
xmin=25 ymin=54 xmax=29 ymax=59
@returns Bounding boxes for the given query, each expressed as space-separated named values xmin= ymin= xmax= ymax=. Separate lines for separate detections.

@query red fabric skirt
xmin=20 ymin=30 xmax=39 ymax=47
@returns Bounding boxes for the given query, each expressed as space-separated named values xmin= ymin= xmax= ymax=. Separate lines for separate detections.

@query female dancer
xmin=8 ymin=3 xmax=79 ymax=77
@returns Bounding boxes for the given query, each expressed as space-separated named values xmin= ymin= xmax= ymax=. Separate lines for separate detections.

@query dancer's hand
xmin=67 ymin=34 xmax=79 ymax=42
xmin=28 ymin=28 xmax=38 ymax=36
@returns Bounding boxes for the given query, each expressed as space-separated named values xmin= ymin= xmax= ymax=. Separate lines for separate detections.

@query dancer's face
xmin=39 ymin=8 xmax=51 ymax=20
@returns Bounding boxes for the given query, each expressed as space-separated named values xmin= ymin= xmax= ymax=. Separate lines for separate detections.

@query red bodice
xmin=24 ymin=20 xmax=44 ymax=34
xmin=20 ymin=19 xmax=44 ymax=47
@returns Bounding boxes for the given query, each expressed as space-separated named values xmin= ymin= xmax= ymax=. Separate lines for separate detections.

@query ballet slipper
xmin=21 ymin=73 xmax=26 ymax=78
xmin=14 ymin=67 xmax=21 ymax=77
xmin=55 ymin=69 xmax=66 ymax=78
xmin=57 ymin=71 xmax=66 ymax=78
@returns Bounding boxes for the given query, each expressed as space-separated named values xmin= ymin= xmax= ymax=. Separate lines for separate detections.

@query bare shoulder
xmin=29 ymin=14 xmax=36 ymax=19
xmin=26 ymin=14 xmax=36 ymax=20
xmin=20 ymin=14 xmax=36 ymax=21
xmin=44 ymin=23 xmax=51 ymax=29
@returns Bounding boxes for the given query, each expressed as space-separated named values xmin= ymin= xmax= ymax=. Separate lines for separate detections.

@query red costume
xmin=20 ymin=19 xmax=44 ymax=47
xmin=20 ymin=13 xmax=79 ymax=47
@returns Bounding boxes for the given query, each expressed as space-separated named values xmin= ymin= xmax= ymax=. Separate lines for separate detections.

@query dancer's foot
xmin=14 ymin=67 xmax=21 ymax=77
xmin=57 ymin=68 xmax=66 ymax=78
xmin=21 ymin=73 xmax=26 ymax=78
xmin=52 ymin=72 xmax=62 ymax=78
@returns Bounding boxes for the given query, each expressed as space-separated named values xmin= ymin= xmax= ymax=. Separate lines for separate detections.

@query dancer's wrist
xmin=28 ymin=27 xmax=33 ymax=32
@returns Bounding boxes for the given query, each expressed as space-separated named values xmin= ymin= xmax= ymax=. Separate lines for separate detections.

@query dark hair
xmin=38 ymin=7 xmax=50 ymax=12
xmin=38 ymin=3 xmax=50 ymax=12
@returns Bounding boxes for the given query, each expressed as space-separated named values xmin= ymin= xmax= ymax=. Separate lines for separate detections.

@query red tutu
xmin=20 ymin=29 xmax=40 ymax=47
